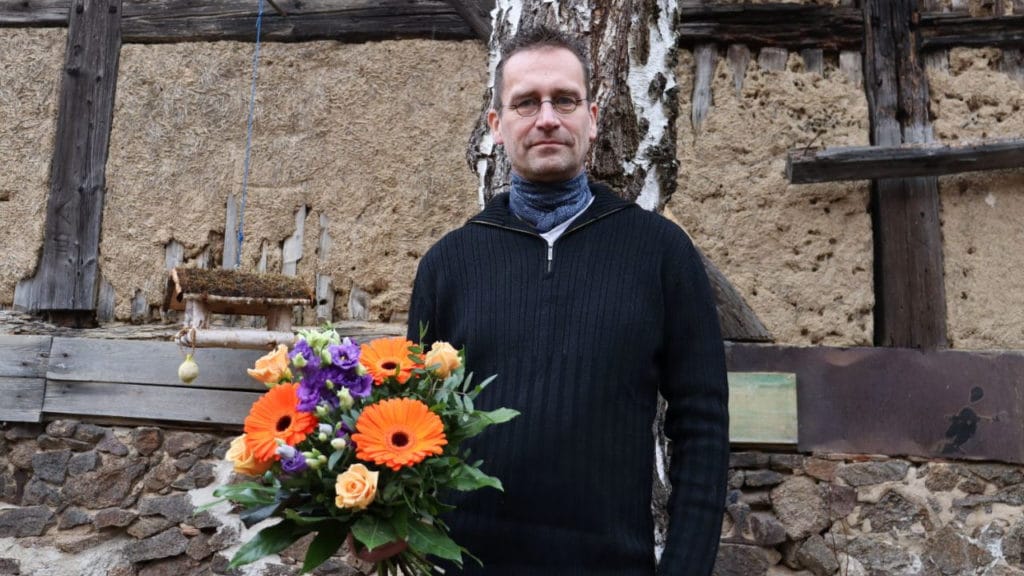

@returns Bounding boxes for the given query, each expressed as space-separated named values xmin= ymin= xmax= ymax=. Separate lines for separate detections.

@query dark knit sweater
xmin=406 ymin=184 xmax=729 ymax=575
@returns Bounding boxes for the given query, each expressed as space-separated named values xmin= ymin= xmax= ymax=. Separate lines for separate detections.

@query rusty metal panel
xmin=726 ymin=344 xmax=1024 ymax=464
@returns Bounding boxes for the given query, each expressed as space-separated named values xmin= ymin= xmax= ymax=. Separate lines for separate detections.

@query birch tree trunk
xmin=465 ymin=0 xmax=684 ymax=560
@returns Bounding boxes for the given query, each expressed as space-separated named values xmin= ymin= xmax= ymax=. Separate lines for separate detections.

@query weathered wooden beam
xmin=13 ymin=0 xmax=121 ymax=320
xmin=918 ymin=13 xmax=1024 ymax=50
xmin=445 ymin=0 xmax=493 ymax=41
xmin=0 ymin=0 xmax=68 ymax=25
xmin=863 ymin=0 xmax=947 ymax=349
xmin=119 ymin=0 xmax=474 ymax=43
xmin=787 ymin=139 xmax=1024 ymax=184
xmin=0 ymin=335 xmax=51 ymax=378
xmin=0 ymin=378 xmax=45 ymax=422
xmin=727 ymin=343 xmax=1024 ymax=465
xmin=678 ymin=4 xmax=863 ymax=51
xmin=699 ymin=251 xmax=772 ymax=343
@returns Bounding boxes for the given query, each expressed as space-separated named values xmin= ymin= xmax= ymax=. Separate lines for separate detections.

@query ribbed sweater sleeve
xmin=656 ymin=226 xmax=730 ymax=576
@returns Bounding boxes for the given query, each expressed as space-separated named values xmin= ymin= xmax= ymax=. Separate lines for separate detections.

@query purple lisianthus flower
xmin=342 ymin=373 xmax=373 ymax=399
xmin=297 ymin=367 xmax=328 ymax=412
xmin=328 ymin=338 xmax=361 ymax=371
xmin=290 ymin=339 xmax=320 ymax=370
xmin=281 ymin=452 xmax=308 ymax=475
xmin=337 ymin=422 xmax=353 ymax=437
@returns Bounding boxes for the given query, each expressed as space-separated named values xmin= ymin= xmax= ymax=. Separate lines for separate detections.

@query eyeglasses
xmin=507 ymin=96 xmax=587 ymax=117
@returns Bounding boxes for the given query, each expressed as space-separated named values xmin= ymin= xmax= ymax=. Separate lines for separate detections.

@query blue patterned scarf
xmin=509 ymin=171 xmax=592 ymax=233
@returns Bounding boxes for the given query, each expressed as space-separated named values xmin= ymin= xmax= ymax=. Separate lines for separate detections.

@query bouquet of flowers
xmin=213 ymin=327 xmax=517 ymax=574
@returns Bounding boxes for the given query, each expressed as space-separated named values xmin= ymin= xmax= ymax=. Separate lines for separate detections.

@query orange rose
xmin=335 ymin=463 xmax=379 ymax=510
xmin=424 ymin=341 xmax=461 ymax=378
xmin=247 ymin=344 xmax=292 ymax=385
xmin=226 ymin=434 xmax=273 ymax=476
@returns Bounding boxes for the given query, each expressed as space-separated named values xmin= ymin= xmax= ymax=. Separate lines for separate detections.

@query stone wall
xmin=5 ymin=419 xmax=1024 ymax=576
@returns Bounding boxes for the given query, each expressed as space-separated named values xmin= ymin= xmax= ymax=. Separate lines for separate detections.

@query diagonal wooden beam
xmin=445 ymin=0 xmax=493 ymax=41
xmin=863 ymin=0 xmax=947 ymax=349
xmin=786 ymin=138 xmax=1024 ymax=184
xmin=14 ymin=0 xmax=122 ymax=325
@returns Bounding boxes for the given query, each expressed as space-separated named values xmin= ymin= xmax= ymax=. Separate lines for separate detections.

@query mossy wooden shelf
xmin=166 ymin=267 xmax=315 ymax=350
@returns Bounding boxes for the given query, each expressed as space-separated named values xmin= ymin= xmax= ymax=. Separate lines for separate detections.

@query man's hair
xmin=492 ymin=26 xmax=592 ymax=110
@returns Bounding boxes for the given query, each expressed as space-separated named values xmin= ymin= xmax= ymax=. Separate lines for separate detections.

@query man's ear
xmin=588 ymin=101 xmax=598 ymax=142
xmin=487 ymin=109 xmax=504 ymax=145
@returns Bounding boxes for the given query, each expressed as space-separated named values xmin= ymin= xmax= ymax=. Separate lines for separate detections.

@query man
xmin=407 ymin=26 xmax=729 ymax=575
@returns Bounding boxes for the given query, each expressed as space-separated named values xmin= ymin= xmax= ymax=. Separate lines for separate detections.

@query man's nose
xmin=533 ymin=101 xmax=562 ymax=128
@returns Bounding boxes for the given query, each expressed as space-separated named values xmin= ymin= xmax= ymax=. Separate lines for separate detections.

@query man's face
xmin=488 ymin=47 xmax=599 ymax=183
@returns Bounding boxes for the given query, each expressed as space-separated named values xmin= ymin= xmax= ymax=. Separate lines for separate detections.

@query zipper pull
xmin=547 ymin=244 xmax=553 ymax=273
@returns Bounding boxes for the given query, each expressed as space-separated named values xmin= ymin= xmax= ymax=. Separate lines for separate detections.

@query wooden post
xmin=863 ymin=0 xmax=948 ymax=348
xmin=13 ymin=0 xmax=121 ymax=325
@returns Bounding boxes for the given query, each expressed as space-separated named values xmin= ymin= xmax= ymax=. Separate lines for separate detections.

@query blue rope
xmin=237 ymin=0 xmax=265 ymax=269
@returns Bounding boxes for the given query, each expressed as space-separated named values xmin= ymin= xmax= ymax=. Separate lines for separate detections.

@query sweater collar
xmin=470 ymin=181 xmax=635 ymax=234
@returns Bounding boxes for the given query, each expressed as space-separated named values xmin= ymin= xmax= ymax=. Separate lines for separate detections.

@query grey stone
xmin=0 ymin=470 xmax=18 ymax=504
xmin=0 ymin=506 xmax=55 ymax=537
xmin=728 ymin=470 xmax=745 ymax=489
xmin=924 ymin=525 xmax=992 ymax=575
xmin=45 ymin=420 xmax=79 ymax=438
xmin=163 ymin=432 xmax=215 ymax=458
xmin=822 ymin=483 xmax=857 ymax=521
xmin=21 ymin=477 xmax=61 ymax=507
xmin=771 ymin=476 xmax=829 ymax=539
xmin=128 ymin=517 xmax=176 ymax=539
xmin=190 ymin=510 xmax=222 ymax=531
xmin=68 ymin=450 xmax=99 ymax=476
xmin=37 ymin=434 xmax=93 ymax=452
xmin=32 ymin=449 xmax=72 ymax=483
xmin=989 ymin=564 xmax=1024 ymax=576
xmin=957 ymin=484 xmax=1024 ymax=509
xmin=713 ymin=543 xmax=771 ymax=576
xmin=748 ymin=512 xmax=787 ymax=546
xmin=138 ymin=555 xmax=202 ymax=576
xmin=55 ymin=532 xmax=108 ymax=554
xmin=846 ymin=534 xmax=919 ymax=574
xmin=171 ymin=462 xmax=215 ymax=490
xmin=9 ymin=442 xmax=37 ymax=470
xmin=144 ymin=460 xmax=180 ymax=492
xmin=124 ymin=527 xmax=189 ymax=563
xmin=1002 ymin=519 xmax=1024 ymax=565
xmin=835 ymin=460 xmax=910 ymax=487
xmin=186 ymin=528 xmax=236 ymax=561
xmin=97 ymin=434 xmax=129 ymax=456
xmin=312 ymin=558 xmax=362 ymax=576
xmin=745 ymin=469 xmax=785 ymax=487
xmin=139 ymin=493 xmax=194 ymax=523
xmin=62 ymin=456 xmax=147 ymax=509
xmin=133 ymin=428 xmax=164 ymax=456
xmin=58 ymin=507 xmax=92 ymax=530
xmin=5 ymin=424 xmax=42 ymax=440
xmin=72 ymin=424 xmax=108 ymax=444
xmin=212 ymin=437 xmax=233 ymax=459
xmin=923 ymin=464 xmax=961 ymax=492
xmin=727 ymin=500 xmax=751 ymax=533
xmin=173 ymin=454 xmax=200 ymax=472
xmin=770 ymin=454 xmax=805 ymax=473
xmin=957 ymin=476 xmax=988 ymax=495
xmin=965 ymin=463 xmax=1024 ymax=487
xmin=861 ymin=490 xmax=929 ymax=532
xmin=803 ymin=458 xmax=837 ymax=482
xmin=94 ymin=507 xmax=138 ymax=529
xmin=796 ymin=534 xmax=840 ymax=576
xmin=0 ymin=558 xmax=19 ymax=575
xmin=106 ymin=563 xmax=136 ymax=576
xmin=210 ymin=554 xmax=243 ymax=576
xmin=739 ymin=489 xmax=772 ymax=508
xmin=730 ymin=452 xmax=770 ymax=469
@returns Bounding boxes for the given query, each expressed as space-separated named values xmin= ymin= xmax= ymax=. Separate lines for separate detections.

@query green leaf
xmin=229 ymin=520 xmax=308 ymax=568
xmin=451 ymin=464 xmax=503 ymax=492
xmin=389 ymin=507 xmax=410 ymax=539
xmin=351 ymin=515 xmax=398 ymax=551
xmin=452 ymin=408 xmax=520 ymax=441
xmin=213 ymin=482 xmax=277 ymax=506
xmin=283 ymin=509 xmax=341 ymax=527
xmin=239 ymin=502 xmax=282 ymax=528
xmin=407 ymin=521 xmax=462 ymax=562
xmin=327 ymin=449 xmax=344 ymax=471
xmin=301 ymin=522 xmax=347 ymax=574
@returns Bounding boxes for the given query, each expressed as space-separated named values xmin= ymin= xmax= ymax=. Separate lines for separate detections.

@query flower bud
xmin=318 ymin=424 xmax=333 ymax=436
xmin=315 ymin=405 xmax=329 ymax=418
xmin=306 ymin=458 xmax=322 ymax=470
xmin=178 ymin=354 xmax=199 ymax=384
xmin=331 ymin=437 xmax=347 ymax=450
xmin=325 ymin=380 xmax=335 ymax=390
xmin=302 ymin=451 xmax=316 ymax=459
xmin=338 ymin=388 xmax=354 ymax=410
xmin=276 ymin=444 xmax=297 ymax=459
xmin=318 ymin=433 xmax=328 ymax=442
xmin=317 ymin=454 xmax=327 ymax=463
xmin=292 ymin=353 xmax=307 ymax=369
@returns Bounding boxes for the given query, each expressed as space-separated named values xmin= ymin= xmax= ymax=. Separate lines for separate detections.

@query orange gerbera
xmin=360 ymin=337 xmax=421 ymax=385
xmin=243 ymin=383 xmax=317 ymax=462
xmin=352 ymin=398 xmax=447 ymax=471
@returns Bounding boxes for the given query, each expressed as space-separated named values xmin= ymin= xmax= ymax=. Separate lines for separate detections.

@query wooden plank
xmin=727 ymin=44 xmax=750 ymax=97
xmin=691 ymin=43 xmax=717 ymax=134
xmin=48 ymin=337 xmax=267 ymax=389
xmin=0 ymin=0 xmax=68 ymax=25
xmin=120 ymin=0 xmax=474 ymax=43
xmin=678 ymin=4 xmax=863 ymax=51
xmin=0 ymin=335 xmax=51 ymax=378
xmin=728 ymin=372 xmax=797 ymax=445
xmin=787 ymin=138 xmax=1024 ymax=184
xmin=918 ymin=14 xmax=1024 ymax=50
xmin=800 ymin=48 xmax=823 ymax=75
xmin=13 ymin=0 xmax=121 ymax=315
xmin=0 ymin=378 xmax=45 ymax=422
xmin=698 ymin=248 xmax=773 ymax=343
xmin=757 ymin=46 xmax=787 ymax=71
xmin=445 ymin=0 xmax=493 ymax=41
xmin=44 ymin=380 xmax=261 ymax=425
xmin=727 ymin=343 xmax=1024 ymax=465
xmin=863 ymin=0 xmax=947 ymax=349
